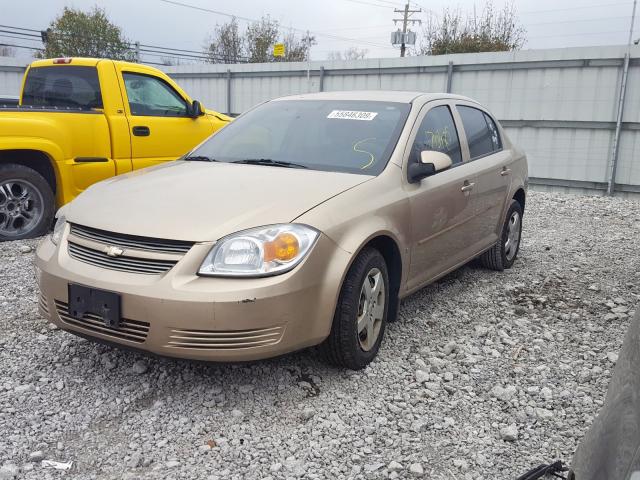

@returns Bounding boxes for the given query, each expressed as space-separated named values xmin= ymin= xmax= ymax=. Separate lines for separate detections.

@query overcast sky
xmin=0 ymin=0 xmax=637 ymax=62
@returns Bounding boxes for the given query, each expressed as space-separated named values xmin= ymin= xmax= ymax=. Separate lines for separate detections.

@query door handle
xmin=500 ymin=167 xmax=512 ymax=176
xmin=132 ymin=126 xmax=150 ymax=137
xmin=461 ymin=182 xmax=475 ymax=193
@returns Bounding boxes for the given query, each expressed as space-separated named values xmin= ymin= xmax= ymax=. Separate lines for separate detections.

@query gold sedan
xmin=36 ymin=91 xmax=527 ymax=369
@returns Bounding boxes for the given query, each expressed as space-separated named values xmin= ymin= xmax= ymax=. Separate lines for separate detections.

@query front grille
xmin=166 ymin=326 xmax=285 ymax=350
xmin=55 ymin=300 xmax=149 ymax=343
xmin=68 ymin=242 xmax=178 ymax=275
xmin=69 ymin=224 xmax=193 ymax=254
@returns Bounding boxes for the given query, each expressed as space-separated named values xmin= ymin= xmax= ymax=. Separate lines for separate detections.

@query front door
xmin=405 ymin=103 xmax=479 ymax=291
xmin=120 ymin=71 xmax=214 ymax=170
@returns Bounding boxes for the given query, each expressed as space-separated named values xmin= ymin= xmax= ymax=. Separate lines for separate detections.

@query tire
xmin=480 ymin=199 xmax=523 ymax=271
xmin=0 ymin=163 xmax=55 ymax=241
xmin=319 ymin=247 xmax=389 ymax=370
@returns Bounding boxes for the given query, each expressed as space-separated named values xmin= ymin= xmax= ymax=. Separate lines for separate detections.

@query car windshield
xmin=186 ymin=99 xmax=411 ymax=175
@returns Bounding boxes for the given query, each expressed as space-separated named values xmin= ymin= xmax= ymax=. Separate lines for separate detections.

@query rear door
xmin=118 ymin=69 xmax=214 ymax=169
xmin=405 ymin=102 xmax=479 ymax=291
xmin=455 ymin=104 xmax=511 ymax=249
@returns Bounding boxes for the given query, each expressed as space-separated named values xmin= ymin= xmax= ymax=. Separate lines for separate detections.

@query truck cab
xmin=0 ymin=57 xmax=230 ymax=240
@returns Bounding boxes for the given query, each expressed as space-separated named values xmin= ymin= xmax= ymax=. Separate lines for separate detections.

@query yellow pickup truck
xmin=0 ymin=57 xmax=230 ymax=240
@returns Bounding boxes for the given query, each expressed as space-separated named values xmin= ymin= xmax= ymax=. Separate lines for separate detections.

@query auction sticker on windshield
xmin=327 ymin=110 xmax=378 ymax=121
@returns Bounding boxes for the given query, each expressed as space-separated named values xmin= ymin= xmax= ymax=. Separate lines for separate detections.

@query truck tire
xmin=319 ymin=247 xmax=389 ymax=370
xmin=0 ymin=163 xmax=55 ymax=241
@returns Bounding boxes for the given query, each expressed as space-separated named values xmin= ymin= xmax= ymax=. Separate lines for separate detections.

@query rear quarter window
xmin=457 ymin=105 xmax=502 ymax=159
xmin=22 ymin=66 xmax=103 ymax=110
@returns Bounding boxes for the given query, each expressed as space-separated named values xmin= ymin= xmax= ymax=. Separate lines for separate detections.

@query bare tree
xmin=327 ymin=47 xmax=368 ymax=61
xmin=420 ymin=1 xmax=525 ymax=55
xmin=0 ymin=46 xmax=15 ymax=57
xmin=281 ymin=30 xmax=315 ymax=62
xmin=204 ymin=16 xmax=312 ymax=64
xmin=245 ymin=16 xmax=279 ymax=63
xmin=205 ymin=17 xmax=243 ymax=64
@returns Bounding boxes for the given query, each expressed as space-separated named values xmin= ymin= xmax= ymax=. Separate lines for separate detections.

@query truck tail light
xmin=53 ymin=58 xmax=72 ymax=64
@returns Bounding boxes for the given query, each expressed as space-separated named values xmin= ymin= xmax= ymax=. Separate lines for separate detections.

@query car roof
xmin=273 ymin=90 xmax=476 ymax=104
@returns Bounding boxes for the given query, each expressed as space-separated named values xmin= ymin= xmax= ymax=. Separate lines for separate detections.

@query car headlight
xmin=198 ymin=224 xmax=319 ymax=277
xmin=50 ymin=213 xmax=66 ymax=245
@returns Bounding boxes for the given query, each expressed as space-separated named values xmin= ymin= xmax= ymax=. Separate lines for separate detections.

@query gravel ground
xmin=0 ymin=190 xmax=638 ymax=480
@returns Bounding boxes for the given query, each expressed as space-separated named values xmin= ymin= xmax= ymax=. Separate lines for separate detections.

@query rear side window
xmin=412 ymin=105 xmax=462 ymax=165
xmin=123 ymin=72 xmax=188 ymax=117
xmin=22 ymin=66 xmax=102 ymax=110
xmin=457 ymin=105 xmax=501 ymax=159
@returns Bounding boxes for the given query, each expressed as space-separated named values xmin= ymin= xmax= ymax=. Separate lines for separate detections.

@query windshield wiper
xmin=185 ymin=155 xmax=217 ymax=162
xmin=232 ymin=158 xmax=308 ymax=169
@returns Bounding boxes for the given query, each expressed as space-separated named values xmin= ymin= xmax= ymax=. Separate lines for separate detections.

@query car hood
xmin=65 ymin=161 xmax=371 ymax=242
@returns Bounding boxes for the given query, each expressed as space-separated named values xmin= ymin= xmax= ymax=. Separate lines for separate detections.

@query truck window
xmin=123 ymin=73 xmax=188 ymax=117
xmin=22 ymin=66 xmax=103 ymax=110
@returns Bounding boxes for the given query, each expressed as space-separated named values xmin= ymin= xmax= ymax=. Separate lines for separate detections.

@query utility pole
xmin=302 ymin=30 xmax=316 ymax=92
xmin=607 ymin=0 xmax=637 ymax=195
xmin=393 ymin=3 xmax=421 ymax=57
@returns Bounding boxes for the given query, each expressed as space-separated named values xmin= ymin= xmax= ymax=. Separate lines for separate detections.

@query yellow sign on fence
xmin=273 ymin=43 xmax=285 ymax=57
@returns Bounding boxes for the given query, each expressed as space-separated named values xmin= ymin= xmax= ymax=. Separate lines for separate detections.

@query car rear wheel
xmin=480 ymin=199 xmax=523 ymax=271
xmin=319 ymin=247 xmax=389 ymax=370
xmin=0 ymin=163 xmax=55 ymax=241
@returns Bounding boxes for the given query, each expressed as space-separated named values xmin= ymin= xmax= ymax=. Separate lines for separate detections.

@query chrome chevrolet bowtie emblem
xmin=104 ymin=245 xmax=124 ymax=257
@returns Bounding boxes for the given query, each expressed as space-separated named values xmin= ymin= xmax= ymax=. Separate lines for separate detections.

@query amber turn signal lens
xmin=264 ymin=232 xmax=300 ymax=262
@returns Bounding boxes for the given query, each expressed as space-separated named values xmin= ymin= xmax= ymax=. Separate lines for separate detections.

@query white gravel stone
xmin=0 ymin=192 xmax=637 ymax=479
xmin=28 ymin=451 xmax=44 ymax=462
xmin=0 ymin=464 xmax=19 ymax=480
xmin=132 ymin=360 xmax=148 ymax=374
xmin=409 ymin=463 xmax=424 ymax=476
xmin=500 ymin=424 xmax=519 ymax=442
xmin=607 ymin=351 xmax=619 ymax=363
xmin=415 ymin=369 xmax=429 ymax=383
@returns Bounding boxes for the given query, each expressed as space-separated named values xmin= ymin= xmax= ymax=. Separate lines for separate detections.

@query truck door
xmin=118 ymin=69 xmax=214 ymax=169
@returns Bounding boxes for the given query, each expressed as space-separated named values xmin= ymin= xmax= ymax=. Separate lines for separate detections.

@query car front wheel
xmin=319 ymin=247 xmax=389 ymax=370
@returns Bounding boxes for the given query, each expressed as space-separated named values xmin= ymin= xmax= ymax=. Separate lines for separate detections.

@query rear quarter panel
xmin=0 ymin=110 xmax=112 ymax=204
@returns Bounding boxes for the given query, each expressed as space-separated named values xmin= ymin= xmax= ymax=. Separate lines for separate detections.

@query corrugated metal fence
xmin=1 ymin=46 xmax=639 ymax=196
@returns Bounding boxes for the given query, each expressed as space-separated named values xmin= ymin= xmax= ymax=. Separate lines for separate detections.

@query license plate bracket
xmin=68 ymin=284 xmax=122 ymax=329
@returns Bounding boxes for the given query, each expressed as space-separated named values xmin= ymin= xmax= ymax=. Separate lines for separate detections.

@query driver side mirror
xmin=189 ymin=100 xmax=204 ymax=118
xmin=408 ymin=150 xmax=453 ymax=183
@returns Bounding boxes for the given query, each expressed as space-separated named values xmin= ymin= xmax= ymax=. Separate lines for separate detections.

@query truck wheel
xmin=319 ymin=247 xmax=389 ymax=370
xmin=479 ymin=199 xmax=523 ymax=271
xmin=0 ymin=163 xmax=55 ymax=241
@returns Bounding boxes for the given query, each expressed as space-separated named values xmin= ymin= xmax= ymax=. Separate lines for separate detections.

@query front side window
xmin=186 ymin=100 xmax=411 ymax=176
xmin=123 ymin=73 xmax=188 ymax=117
xmin=457 ymin=105 xmax=501 ymax=159
xmin=22 ymin=66 xmax=102 ymax=110
xmin=411 ymin=105 xmax=462 ymax=166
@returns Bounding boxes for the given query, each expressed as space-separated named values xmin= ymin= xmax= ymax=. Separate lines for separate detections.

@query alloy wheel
xmin=0 ymin=179 xmax=44 ymax=238
xmin=504 ymin=210 xmax=521 ymax=262
xmin=356 ymin=267 xmax=385 ymax=352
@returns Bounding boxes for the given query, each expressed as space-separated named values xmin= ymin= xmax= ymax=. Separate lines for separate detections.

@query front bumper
xmin=35 ymin=231 xmax=349 ymax=362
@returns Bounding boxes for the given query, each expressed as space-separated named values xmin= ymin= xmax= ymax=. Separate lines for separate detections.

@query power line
xmin=526 ymin=15 xmax=631 ymax=27
xmin=156 ymin=0 xmax=396 ymax=50
xmin=0 ymin=42 xmax=41 ymax=51
xmin=520 ymin=1 xmax=633 ymax=15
